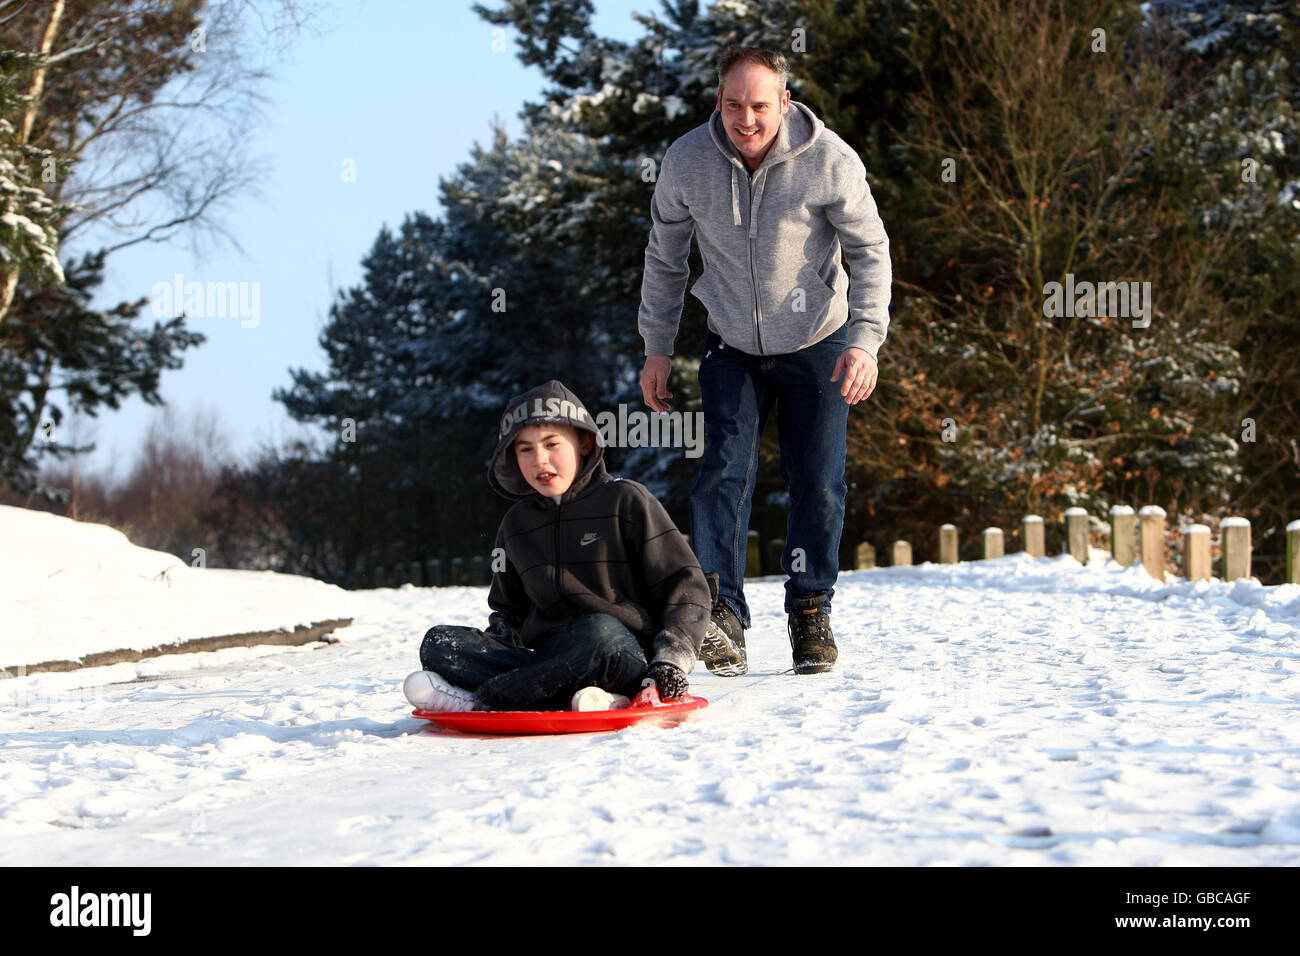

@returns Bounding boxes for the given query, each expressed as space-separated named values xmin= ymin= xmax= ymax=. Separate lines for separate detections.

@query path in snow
xmin=3 ymin=557 xmax=1299 ymax=865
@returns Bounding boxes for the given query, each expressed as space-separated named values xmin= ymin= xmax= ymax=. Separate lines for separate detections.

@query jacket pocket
xmin=689 ymin=270 xmax=725 ymax=319
xmin=765 ymin=266 xmax=835 ymax=324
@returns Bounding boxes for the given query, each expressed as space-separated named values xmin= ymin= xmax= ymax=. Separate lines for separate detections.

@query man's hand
xmin=830 ymin=347 xmax=878 ymax=404
xmin=640 ymin=354 xmax=674 ymax=412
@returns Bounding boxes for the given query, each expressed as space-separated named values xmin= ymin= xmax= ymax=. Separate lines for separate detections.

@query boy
xmin=403 ymin=379 xmax=710 ymax=712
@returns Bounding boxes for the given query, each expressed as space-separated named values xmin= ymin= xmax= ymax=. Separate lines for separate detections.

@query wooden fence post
xmin=1065 ymin=507 xmax=1089 ymax=563
xmin=855 ymin=541 xmax=876 ymax=569
xmin=470 ymin=555 xmax=487 ymax=586
xmin=1287 ymin=519 xmax=1300 ymax=585
xmin=1110 ymin=505 xmax=1136 ymax=566
xmin=1021 ymin=515 xmax=1045 ymax=558
xmin=451 ymin=557 xmax=465 ymax=586
xmin=893 ymin=540 xmax=912 ymax=566
xmin=372 ymin=566 xmax=387 ymax=589
xmin=938 ymin=524 xmax=959 ymax=564
xmin=768 ymin=538 xmax=786 ymax=575
xmin=428 ymin=558 xmax=442 ymax=588
xmin=1185 ymin=524 xmax=1211 ymax=581
xmin=745 ymin=530 xmax=760 ymax=578
xmin=1221 ymin=517 xmax=1251 ymax=581
xmin=983 ymin=527 xmax=1004 ymax=559
xmin=1139 ymin=506 xmax=1166 ymax=580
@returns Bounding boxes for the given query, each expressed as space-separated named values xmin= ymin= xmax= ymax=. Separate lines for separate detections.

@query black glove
xmin=643 ymin=661 xmax=689 ymax=700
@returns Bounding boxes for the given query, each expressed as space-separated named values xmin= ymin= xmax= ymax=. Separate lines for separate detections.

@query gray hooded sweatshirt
xmin=638 ymin=101 xmax=892 ymax=358
xmin=486 ymin=380 xmax=708 ymax=675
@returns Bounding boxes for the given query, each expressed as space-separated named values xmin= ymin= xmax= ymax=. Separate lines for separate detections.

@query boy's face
xmin=514 ymin=424 xmax=594 ymax=498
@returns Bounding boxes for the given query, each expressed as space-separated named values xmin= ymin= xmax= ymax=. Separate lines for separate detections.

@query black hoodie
xmin=485 ymin=380 xmax=708 ymax=674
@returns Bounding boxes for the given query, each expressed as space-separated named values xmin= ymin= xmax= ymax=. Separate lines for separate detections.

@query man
xmin=637 ymin=45 xmax=892 ymax=676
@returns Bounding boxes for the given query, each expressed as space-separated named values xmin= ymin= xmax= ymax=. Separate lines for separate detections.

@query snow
xmin=711 ymin=0 xmax=752 ymax=17
xmin=632 ymin=93 xmax=690 ymax=121
xmin=3 ymin=512 xmax=1300 ymax=864
xmin=662 ymin=95 xmax=688 ymax=120
xmin=1222 ymin=517 xmax=1251 ymax=528
xmin=1280 ymin=180 xmax=1300 ymax=211
xmin=552 ymin=82 xmax=620 ymax=123
xmin=0 ymin=211 xmax=49 ymax=242
xmin=1140 ymin=505 xmax=1167 ymax=517
xmin=1289 ymin=520 xmax=1300 ymax=533
xmin=1110 ymin=505 xmax=1135 ymax=516
xmin=1185 ymin=26 xmax=1234 ymax=56
xmin=0 ymin=506 xmax=360 ymax=667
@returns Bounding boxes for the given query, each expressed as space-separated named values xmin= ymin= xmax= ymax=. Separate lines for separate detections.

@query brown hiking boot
xmin=700 ymin=572 xmax=747 ymax=676
xmin=789 ymin=593 xmax=837 ymax=674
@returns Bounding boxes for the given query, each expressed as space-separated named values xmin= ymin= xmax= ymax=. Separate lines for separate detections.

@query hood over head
xmin=489 ymin=380 xmax=606 ymax=502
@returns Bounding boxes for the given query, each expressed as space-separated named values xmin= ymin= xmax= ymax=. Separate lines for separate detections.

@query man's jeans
xmin=689 ymin=327 xmax=850 ymax=628
xmin=419 ymin=613 xmax=648 ymax=710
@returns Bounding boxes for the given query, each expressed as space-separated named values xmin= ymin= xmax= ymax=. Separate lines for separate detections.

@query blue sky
xmin=70 ymin=0 xmax=654 ymax=477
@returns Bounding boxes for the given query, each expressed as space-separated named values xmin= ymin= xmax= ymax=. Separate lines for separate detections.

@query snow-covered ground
xmin=1 ymin=506 xmax=359 ymax=667
xmin=2 ymin=507 xmax=1299 ymax=865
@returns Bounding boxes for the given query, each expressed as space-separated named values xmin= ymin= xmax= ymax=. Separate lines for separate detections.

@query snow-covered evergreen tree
xmin=1141 ymin=0 xmax=1299 ymax=568
xmin=0 ymin=251 xmax=204 ymax=494
xmin=0 ymin=50 xmax=65 ymax=302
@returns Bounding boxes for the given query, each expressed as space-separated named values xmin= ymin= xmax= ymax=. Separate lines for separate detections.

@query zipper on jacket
xmin=553 ymin=499 xmax=561 ymax=601
xmin=746 ymin=168 xmax=766 ymax=354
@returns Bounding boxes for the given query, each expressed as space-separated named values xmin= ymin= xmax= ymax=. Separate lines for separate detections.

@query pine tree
xmin=0 ymin=250 xmax=204 ymax=493
xmin=0 ymin=50 xmax=66 ymax=297
xmin=270 ymin=118 xmax=652 ymax=568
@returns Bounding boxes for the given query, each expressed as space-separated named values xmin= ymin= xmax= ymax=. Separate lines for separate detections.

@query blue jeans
xmin=418 ymin=613 xmax=648 ymax=710
xmin=689 ymin=327 xmax=850 ymax=627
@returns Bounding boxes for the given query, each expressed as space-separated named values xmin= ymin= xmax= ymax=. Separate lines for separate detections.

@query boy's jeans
xmin=689 ymin=327 xmax=851 ymax=629
xmin=419 ymin=613 xmax=648 ymax=710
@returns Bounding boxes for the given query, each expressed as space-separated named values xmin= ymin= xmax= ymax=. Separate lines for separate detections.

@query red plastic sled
xmin=413 ymin=684 xmax=708 ymax=735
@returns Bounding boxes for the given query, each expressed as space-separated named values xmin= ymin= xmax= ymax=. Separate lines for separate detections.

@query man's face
xmin=716 ymin=62 xmax=790 ymax=170
xmin=514 ymin=424 xmax=592 ymax=498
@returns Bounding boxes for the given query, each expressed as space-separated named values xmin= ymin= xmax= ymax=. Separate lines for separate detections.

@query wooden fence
xmin=849 ymin=508 xmax=1300 ymax=585
xmin=365 ymin=511 xmax=1300 ymax=588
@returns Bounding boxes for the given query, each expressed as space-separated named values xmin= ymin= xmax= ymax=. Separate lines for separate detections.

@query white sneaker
xmin=570 ymin=686 xmax=631 ymax=711
xmin=404 ymin=670 xmax=479 ymax=712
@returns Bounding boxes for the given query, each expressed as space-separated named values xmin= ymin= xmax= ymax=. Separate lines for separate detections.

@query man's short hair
xmin=717 ymin=45 xmax=790 ymax=99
